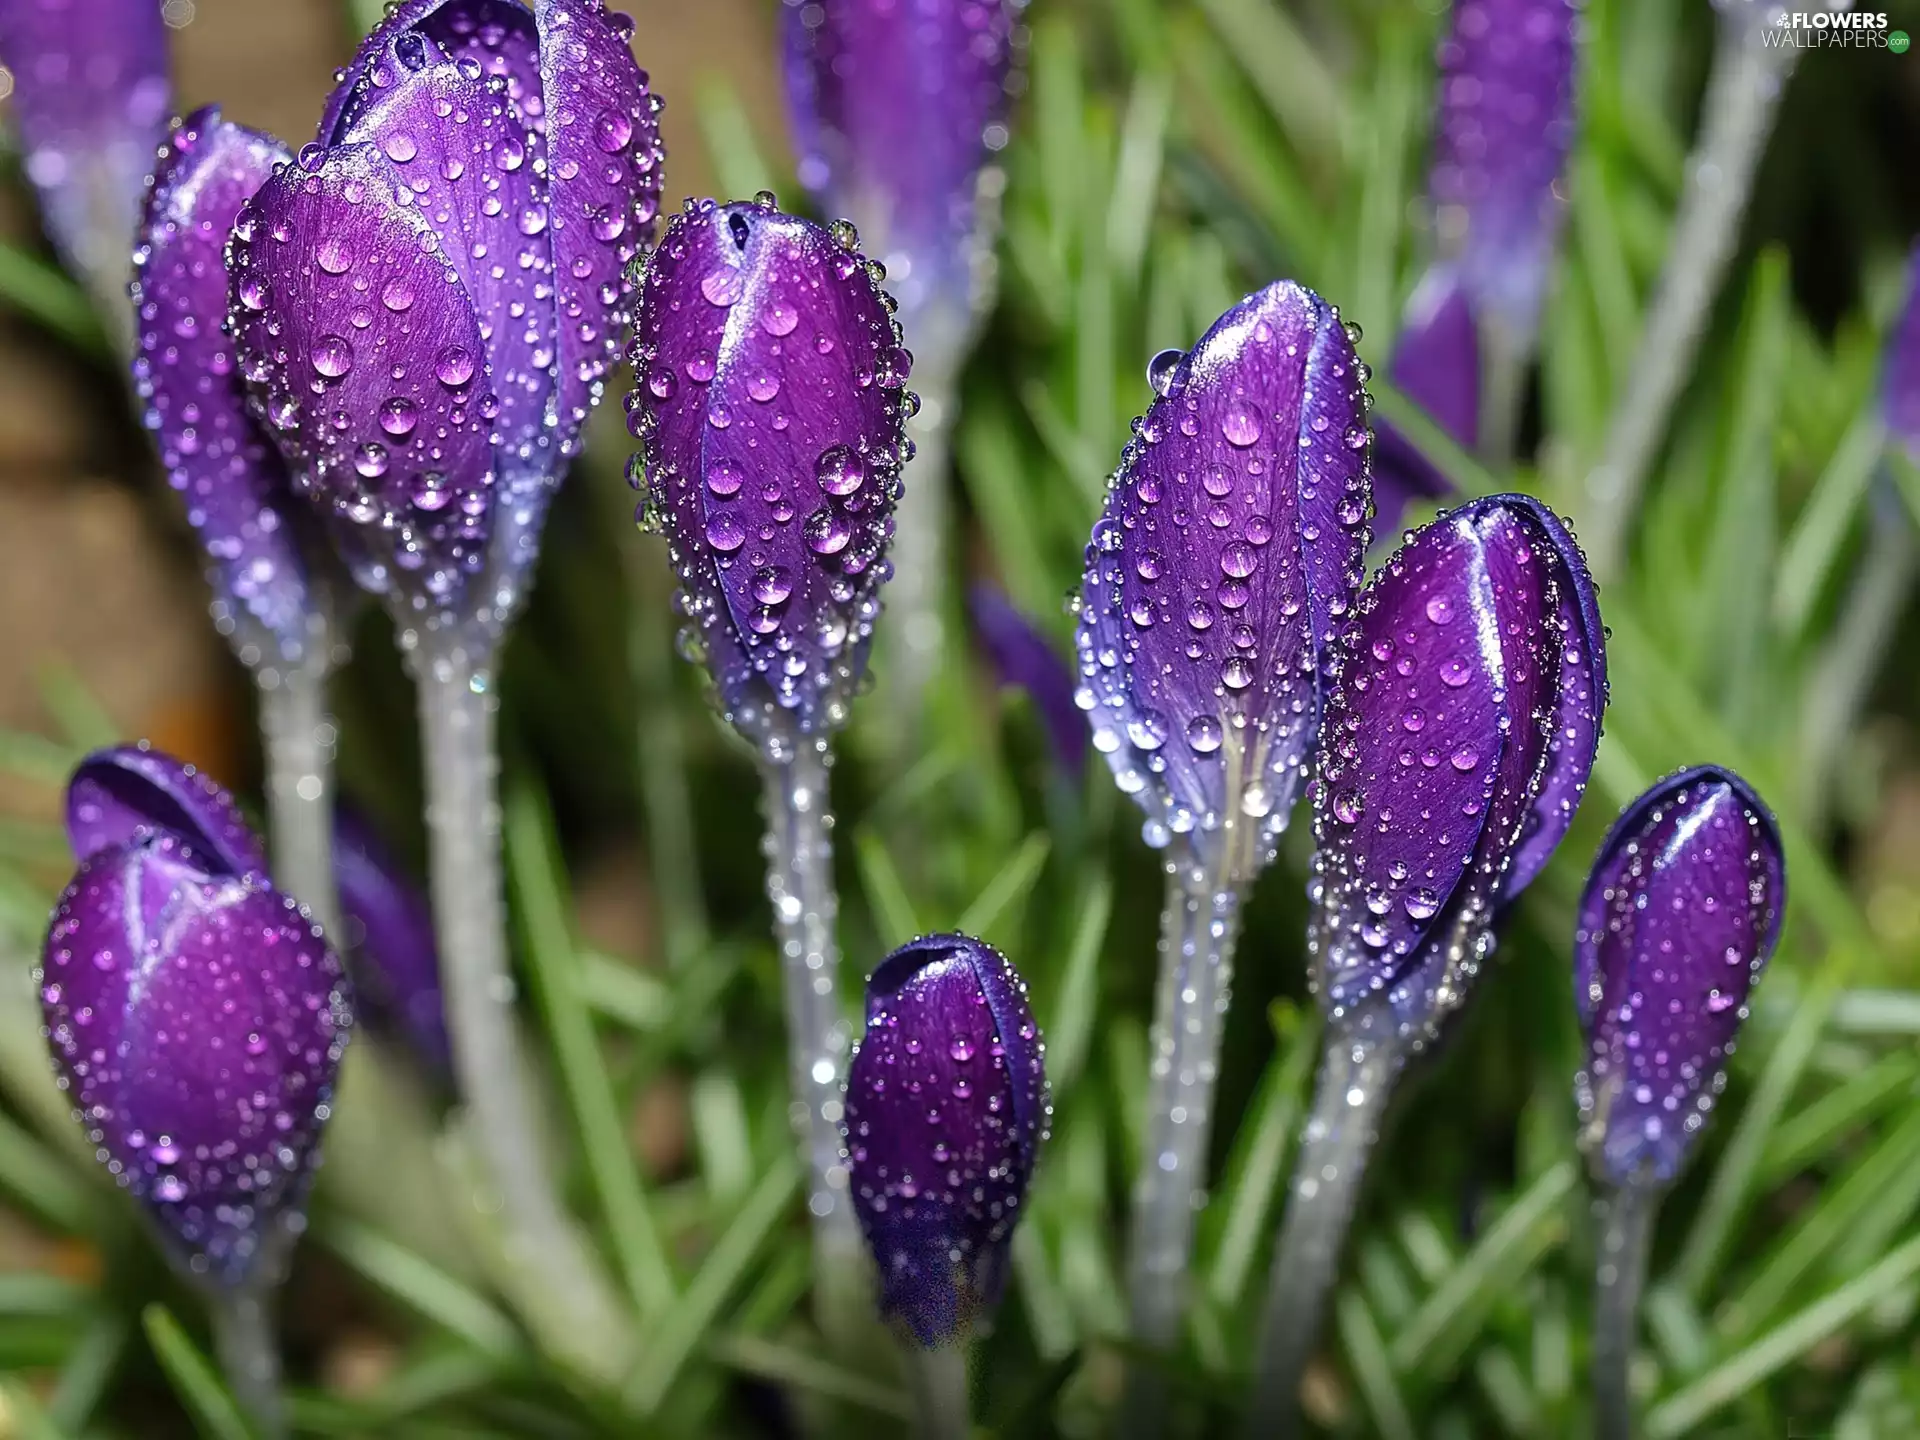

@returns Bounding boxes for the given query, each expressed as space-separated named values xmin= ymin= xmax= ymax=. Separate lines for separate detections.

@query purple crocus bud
xmin=969 ymin=583 xmax=1086 ymax=780
xmin=625 ymin=196 xmax=915 ymax=738
xmin=334 ymin=810 xmax=449 ymax=1072
xmin=1428 ymin=0 xmax=1579 ymax=342
xmin=1574 ymin=767 xmax=1784 ymax=1187
xmin=132 ymin=106 xmax=327 ymax=665
xmin=1310 ymin=493 xmax=1605 ymax=1044
xmin=230 ymin=0 xmax=663 ymax=644
xmin=842 ymin=932 xmax=1048 ymax=1346
xmin=39 ymin=747 xmax=352 ymax=1284
xmin=781 ymin=0 xmax=1024 ymax=359
xmin=0 ymin=0 xmax=170 ymax=317
xmin=1073 ymin=281 xmax=1371 ymax=879
xmin=1370 ymin=270 xmax=1479 ymax=532
xmin=1882 ymin=243 xmax=1920 ymax=458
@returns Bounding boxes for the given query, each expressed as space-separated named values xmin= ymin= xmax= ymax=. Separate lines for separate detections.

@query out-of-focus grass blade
xmin=0 ymin=245 xmax=107 ymax=360
xmin=955 ymin=831 xmax=1052 ymax=941
xmin=0 ymin=1275 xmax=89 ymax=1319
xmin=1830 ymin=987 xmax=1920 ymax=1036
xmin=1012 ymin=1218 xmax=1075 ymax=1360
xmin=1395 ymin=1211 xmax=1457 ymax=1288
xmin=1388 ymin=1160 xmax=1577 ymax=1378
xmin=1193 ymin=0 xmax=1346 ymax=171
xmin=1359 ymin=1239 xmax=1419 ymax=1331
xmin=1828 ymin=1116 xmax=1920 ymax=1281
xmin=707 ymin=1333 xmax=911 ymax=1420
xmin=1644 ymin=1282 xmax=1713 ymax=1378
xmin=1031 ymin=18 xmax=1086 ymax=268
xmin=1347 ymin=18 xmax=1422 ymax=344
xmin=1646 ymin=1230 xmax=1920 ymax=1440
xmin=1371 ymin=376 xmax=1502 ymax=498
xmin=47 ymin=1307 xmax=129 ymax=1432
xmin=1532 ymin=1278 xmax=1573 ymax=1405
xmin=141 ymin=1304 xmax=255 ymax=1440
xmin=346 ymin=0 xmax=387 ymax=37
xmin=1759 ymin=1050 xmax=1919 ymax=1184
xmin=504 ymin=783 xmax=675 ymax=1318
xmin=1045 ymin=872 xmax=1111 ymax=1094
xmin=314 ymin=1217 xmax=523 ymax=1360
xmin=1019 ymin=377 xmax=1109 ymax=507
xmin=853 ymin=827 xmax=920 ymax=947
xmin=1677 ymin=980 xmax=1837 ymax=1300
xmin=0 ymin=819 xmax=75 ymax=867
xmin=625 ymin=1155 xmax=800 ymax=1414
xmin=694 ymin=77 xmax=785 ymax=204
xmin=576 ymin=952 xmax=670 ymax=1032
xmin=0 ymin=728 xmax=76 ymax=787
xmin=1774 ymin=409 xmax=1885 ymax=638
xmin=1106 ymin=70 xmax=1173 ymax=288
xmin=0 ymin=1108 xmax=92 ymax=1232
xmin=957 ymin=397 xmax=1061 ymax=617
xmin=36 ymin=667 xmax=116 ymax=753
xmin=1573 ymin=154 xmax=1641 ymax=391
xmin=1475 ymin=1344 xmax=1542 ymax=1438
xmin=0 ymin=1376 xmax=73 ymax=1440
xmin=1336 ymin=1290 xmax=1415 ymax=1440
xmin=690 ymin=1069 xmax=754 ymax=1210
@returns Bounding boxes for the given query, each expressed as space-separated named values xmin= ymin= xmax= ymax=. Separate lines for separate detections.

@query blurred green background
xmin=0 ymin=0 xmax=1917 ymax=1435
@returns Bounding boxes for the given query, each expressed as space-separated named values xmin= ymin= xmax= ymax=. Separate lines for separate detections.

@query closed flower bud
xmin=1074 ymin=281 xmax=1371 ymax=880
xmin=40 ymin=746 xmax=352 ymax=1284
xmin=1574 ymin=766 xmax=1784 ymax=1187
xmin=969 ymin=583 xmax=1086 ymax=780
xmin=1310 ymin=494 xmax=1605 ymax=1044
xmin=334 ymin=810 xmax=448 ymax=1073
xmin=626 ymin=196 xmax=915 ymax=739
xmin=843 ymin=933 xmax=1048 ymax=1346
xmin=1370 ymin=270 xmax=1478 ymax=530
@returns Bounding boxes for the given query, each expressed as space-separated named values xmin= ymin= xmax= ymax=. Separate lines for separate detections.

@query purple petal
xmin=626 ymin=198 xmax=913 ymax=736
xmin=1311 ymin=494 xmax=1580 ymax=1034
xmin=132 ymin=107 xmax=319 ymax=662
xmin=333 ymin=810 xmax=449 ymax=1072
xmin=1428 ymin=0 xmax=1578 ymax=339
xmin=229 ymin=144 xmax=495 ymax=624
xmin=1370 ymin=268 xmax=1478 ymax=532
xmin=66 ymin=744 xmax=267 ymax=878
xmin=781 ymin=0 xmax=1022 ymax=343
xmin=1882 ymin=243 xmax=1920 ymax=457
xmin=968 ymin=584 xmax=1086 ymax=779
xmin=0 ymin=0 xmax=170 ymax=303
xmin=1573 ymin=767 xmax=1784 ymax=1186
xmin=1073 ymin=281 xmax=1370 ymax=875
xmin=843 ymin=932 xmax=1047 ymax=1345
xmin=39 ymin=833 xmax=352 ymax=1284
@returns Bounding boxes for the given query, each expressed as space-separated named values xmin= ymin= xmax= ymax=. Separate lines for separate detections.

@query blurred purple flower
xmin=1371 ymin=270 xmax=1479 ymax=532
xmin=1074 ymin=281 xmax=1371 ymax=878
xmin=0 ymin=0 xmax=170 ymax=313
xmin=1311 ymin=494 xmax=1605 ymax=1041
xmin=625 ymin=196 xmax=915 ymax=738
xmin=132 ymin=106 xmax=331 ymax=665
xmin=41 ymin=745 xmax=352 ymax=1284
xmin=1574 ymin=766 xmax=1784 ymax=1186
xmin=1882 ymin=243 xmax=1920 ymax=458
xmin=843 ymin=932 xmax=1048 ymax=1345
xmin=334 ymin=810 xmax=448 ymax=1073
xmin=229 ymin=0 xmax=662 ymax=642
xmin=969 ymin=583 xmax=1085 ymax=779
xmin=781 ymin=0 xmax=1024 ymax=357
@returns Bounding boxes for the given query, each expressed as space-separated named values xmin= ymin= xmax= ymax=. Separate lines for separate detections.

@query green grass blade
xmin=1759 ymin=1050 xmax=1919 ymax=1184
xmin=1336 ymin=1290 xmax=1416 ymax=1440
xmin=1192 ymin=0 xmax=1346 ymax=170
xmin=1106 ymin=70 xmax=1174 ymax=286
xmin=694 ymin=77 xmax=784 ymax=203
xmin=1773 ymin=409 xmax=1885 ymax=638
xmin=0 ymin=245 xmax=108 ymax=359
xmin=47 ymin=1307 xmax=129 ymax=1432
xmin=576 ymin=952 xmax=671 ymax=1032
xmin=707 ymin=1334 xmax=911 ymax=1421
xmin=690 ymin=1068 xmax=755 ymax=1209
xmin=36 ymin=667 xmax=116 ymax=753
xmin=504 ymin=783 xmax=675 ymax=1318
xmin=0 ymin=1108 xmax=93 ymax=1232
xmin=854 ymin=827 xmax=921 ymax=947
xmin=0 ymin=1376 xmax=74 ymax=1440
xmin=1830 ymin=988 xmax=1920 ymax=1036
xmin=0 ymin=728 xmax=77 ymax=787
xmin=313 ymin=1218 xmax=523 ymax=1359
xmin=955 ymin=831 xmax=1052 ymax=941
xmin=140 ymin=1305 xmax=255 ymax=1440
xmin=1370 ymin=376 xmax=1503 ymax=498
xmin=1045 ymin=871 xmax=1112 ymax=1094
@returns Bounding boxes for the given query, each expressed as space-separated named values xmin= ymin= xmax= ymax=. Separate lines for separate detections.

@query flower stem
xmin=1244 ymin=1028 xmax=1404 ymax=1437
xmin=756 ymin=728 xmax=864 ymax=1321
xmin=1119 ymin=854 xmax=1244 ymax=1436
xmin=209 ymin=1281 xmax=283 ymax=1440
xmin=1593 ymin=1185 xmax=1659 ymax=1440
xmin=902 ymin=1341 xmax=970 ymax=1440
xmin=1583 ymin=9 xmax=1798 ymax=578
xmin=255 ymin=640 xmax=340 ymax=939
xmin=416 ymin=656 xmax=629 ymax=1380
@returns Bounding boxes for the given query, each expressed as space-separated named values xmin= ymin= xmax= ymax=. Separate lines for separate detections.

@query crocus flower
xmin=1371 ymin=271 xmax=1478 ymax=530
xmin=1311 ymin=493 xmax=1605 ymax=1040
xmin=969 ymin=583 xmax=1086 ymax=779
xmin=1574 ymin=766 xmax=1785 ymax=1187
xmin=781 ymin=0 xmax=1025 ymax=360
xmin=229 ymin=0 xmax=664 ymax=646
xmin=0 ymin=0 xmax=170 ymax=323
xmin=1074 ymin=279 xmax=1371 ymax=879
xmin=133 ymin=106 xmax=326 ymax=667
xmin=39 ymin=745 xmax=353 ymax=1284
xmin=626 ymin=195 xmax=915 ymax=741
xmin=843 ymin=932 xmax=1048 ymax=1346
xmin=334 ymin=809 xmax=448 ymax=1073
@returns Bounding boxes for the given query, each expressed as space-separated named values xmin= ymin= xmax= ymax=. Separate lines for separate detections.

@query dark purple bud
xmin=1370 ymin=269 xmax=1478 ymax=532
xmin=1427 ymin=0 xmax=1579 ymax=340
xmin=1574 ymin=767 xmax=1784 ymax=1187
xmin=626 ymin=197 xmax=914 ymax=737
xmin=0 ymin=0 xmax=170 ymax=308
xmin=842 ymin=932 xmax=1048 ymax=1346
xmin=781 ymin=0 xmax=1024 ymax=354
xmin=133 ymin=107 xmax=325 ymax=664
xmin=1073 ymin=282 xmax=1371 ymax=879
xmin=66 ymin=743 xmax=266 ymax=879
xmin=333 ymin=810 xmax=449 ymax=1073
xmin=1882 ymin=243 xmax=1920 ymax=458
xmin=41 ymin=752 xmax=352 ymax=1285
xmin=968 ymin=583 xmax=1086 ymax=780
xmin=238 ymin=0 xmax=662 ymax=640
xmin=1310 ymin=494 xmax=1604 ymax=1043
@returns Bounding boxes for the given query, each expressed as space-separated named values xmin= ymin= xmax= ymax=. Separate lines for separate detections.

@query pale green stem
xmin=1593 ymin=1185 xmax=1659 ymax=1440
xmin=1244 ymin=1028 xmax=1405 ymax=1438
xmin=255 ymin=635 xmax=340 ymax=939
xmin=210 ymin=1282 xmax=283 ymax=1440
xmin=903 ymin=1341 xmax=970 ymax=1440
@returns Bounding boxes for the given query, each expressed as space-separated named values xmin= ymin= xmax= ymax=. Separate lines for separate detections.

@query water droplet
xmin=752 ymin=565 xmax=794 ymax=604
xmin=1439 ymin=657 xmax=1473 ymax=688
xmin=354 ymin=442 xmax=388 ymax=478
xmin=701 ymin=268 xmax=744 ymax=307
xmin=1222 ymin=404 xmax=1261 ymax=448
xmin=1405 ymin=888 xmax=1439 ymax=920
xmin=1426 ymin=595 xmax=1455 ymax=625
xmin=435 ymin=345 xmax=476 ymax=387
xmin=1450 ymin=746 xmax=1480 ymax=772
xmin=816 ymin=445 xmax=866 ymax=496
xmin=1186 ymin=714 xmax=1223 ymax=753
xmin=315 ymin=236 xmax=351 ymax=275
xmin=705 ymin=513 xmax=745 ymax=552
xmin=594 ymin=108 xmax=633 ymax=153
xmin=310 ymin=334 xmax=352 ymax=378
xmin=706 ymin=459 xmax=743 ymax=496
xmin=380 ymin=397 xmax=418 ymax=437
xmin=804 ymin=507 xmax=851 ymax=555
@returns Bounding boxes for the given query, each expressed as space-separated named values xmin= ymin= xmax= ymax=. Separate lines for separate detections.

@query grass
xmin=0 ymin=0 xmax=1915 ymax=1435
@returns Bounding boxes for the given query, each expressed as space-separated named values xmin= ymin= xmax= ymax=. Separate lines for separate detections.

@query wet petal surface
xmin=66 ymin=744 xmax=267 ymax=879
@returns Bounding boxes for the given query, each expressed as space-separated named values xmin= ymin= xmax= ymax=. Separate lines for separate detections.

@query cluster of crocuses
xmin=5 ymin=0 xmax=1802 ymax=1436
